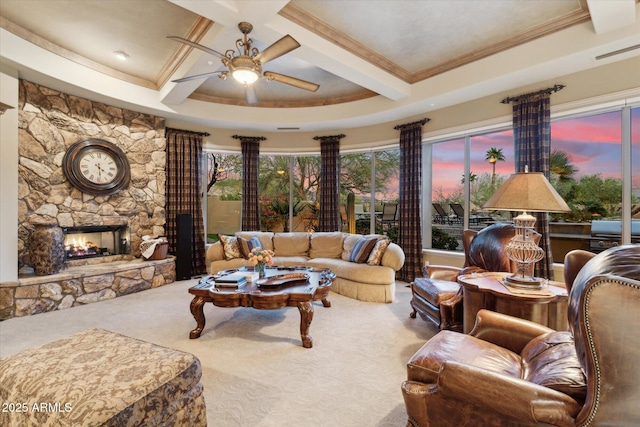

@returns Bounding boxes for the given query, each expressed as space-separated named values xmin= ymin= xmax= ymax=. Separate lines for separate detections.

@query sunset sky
xmin=431 ymin=108 xmax=640 ymax=198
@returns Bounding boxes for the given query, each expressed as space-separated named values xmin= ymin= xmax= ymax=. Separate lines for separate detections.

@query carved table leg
xmin=298 ymin=300 xmax=314 ymax=348
xmin=189 ymin=296 xmax=207 ymax=339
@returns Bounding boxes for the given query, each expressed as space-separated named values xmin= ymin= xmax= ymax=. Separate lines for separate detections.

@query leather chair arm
xmin=439 ymin=288 xmax=463 ymax=329
xmin=436 ymin=361 xmax=581 ymax=427
xmin=470 ymin=309 xmax=554 ymax=354
xmin=426 ymin=265 xmax=461 ymax=281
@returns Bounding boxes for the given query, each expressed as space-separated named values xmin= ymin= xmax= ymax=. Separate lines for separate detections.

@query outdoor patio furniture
xmin=376 ymin=203 xmax=398 ymax=232
xmin=432 ymin=203 xmax=449 ymax=224
xmin=449 ymin=203 xmax=467 ymax=224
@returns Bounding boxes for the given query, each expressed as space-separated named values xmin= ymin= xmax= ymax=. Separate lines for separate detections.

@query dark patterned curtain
xmin=315 ymin=134 xmax=344 ymax=232
xmin=235 ymin=135 xmax=265 ymax=231
xmin=165 ymin=128 xmax=207 ymax=276
xmin=396 ymin=119 xmax=428 ymax=282
xmin=512 ymin=93 xmax=554 ymax=279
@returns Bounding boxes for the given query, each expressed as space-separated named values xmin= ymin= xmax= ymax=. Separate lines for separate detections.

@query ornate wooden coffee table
xmin=188 ymin=267 xmax=334 ymax=348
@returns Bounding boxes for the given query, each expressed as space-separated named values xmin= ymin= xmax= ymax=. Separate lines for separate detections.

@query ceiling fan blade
xmin=245 ymin=85 xmax=258 ymax=105
xmin=171 ymin=71 xmax=222 ymax=84
xmin=263 ymin=71 xmax=319 ymax=92
xmin=167 ymin=36 xmax=225 ymax=59
xmin=254 ymin=35 xmax=300 ymax=64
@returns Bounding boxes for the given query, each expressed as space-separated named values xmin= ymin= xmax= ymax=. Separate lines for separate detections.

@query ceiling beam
xmin=587 ymin=0 xmax=637 ymax=34
xmin=163 ymin=0 xmax=410 ymax=103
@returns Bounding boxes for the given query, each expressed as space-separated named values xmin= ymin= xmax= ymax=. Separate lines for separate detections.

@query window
xmin=549 ymin=111 xmax=623 ymax=262
xmin=204 ymin=152 xmax=242 ymax=243
xmin=431 ymin=138 xmax=465 ymax=250
xmin=258 ymin=155 xmax=292 ymax=231
xmin=201 ymin=101 xmax=639 ymax=263
xmin=340 ymin=152 xmax=373 ymax=234
xmin=469 ymin=130 xmax=514 ymax=226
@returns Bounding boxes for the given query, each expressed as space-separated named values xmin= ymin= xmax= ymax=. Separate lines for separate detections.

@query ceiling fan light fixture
xmin=230 ymin=56 xmax=260 ymax=85
xmin=232 ymin=68 xmax=259 ymax=85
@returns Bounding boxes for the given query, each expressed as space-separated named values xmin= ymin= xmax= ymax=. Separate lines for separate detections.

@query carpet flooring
xmin=0 ymin=278 xmax=438 ymax=426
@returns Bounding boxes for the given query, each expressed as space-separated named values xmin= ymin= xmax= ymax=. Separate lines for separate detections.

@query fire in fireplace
xmin=63 ymin=225 xmax=130 ymax=260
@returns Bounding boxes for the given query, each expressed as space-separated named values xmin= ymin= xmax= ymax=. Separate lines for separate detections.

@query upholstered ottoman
xmin=0 ymin=328 xmax=206 ymax=426
xmin=409 ymin=278 xmax=463 ymax=331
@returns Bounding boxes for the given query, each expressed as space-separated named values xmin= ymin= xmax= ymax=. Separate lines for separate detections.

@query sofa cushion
xmin=236 ymin=231 xmax=274 ymax=251
xmin=412 ymin=278 xmax=460 ymax=306
xmin=308 ymin=258 xmax=396 ymax=285
xmin=367 ymin=238 xmax=390 ymax=265
xmin=521 ymin=331 xmax=587 ymax=402
xmin=219 ymin=234 xmax=242 ymax=260
xmin=309 ymin=232 xmax=344 ymax=259
xmin=273 ymin=232 xmax=310 ymax=257
xmin=349 ymin=236 xmax=378 ymax=263
xmin=407 ymin=330 xmax=522 ymax=384
xmin=238 ymin=236 xmax=262 ymax=259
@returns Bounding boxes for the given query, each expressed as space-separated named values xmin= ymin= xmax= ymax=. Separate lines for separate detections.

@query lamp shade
xmin=483 ymin=172 xmax=571 ymax=213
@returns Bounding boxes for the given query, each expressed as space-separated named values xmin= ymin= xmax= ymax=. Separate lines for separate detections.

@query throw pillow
xmin=341 ymin=234 xmax=362 ymax=260
xmin=237 ymin=236 xmax=262 ymax=259
xmin=367 ymin=238 xmax=390 ymax=266
xmin=218 ymin=234 xmax=242 ymax=260
xmin=348 ymin=236 xmax=378 ymax=264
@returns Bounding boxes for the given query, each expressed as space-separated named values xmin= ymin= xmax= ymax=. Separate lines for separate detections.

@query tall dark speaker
xmin=175 ymin=213 xmax=192 ymax=280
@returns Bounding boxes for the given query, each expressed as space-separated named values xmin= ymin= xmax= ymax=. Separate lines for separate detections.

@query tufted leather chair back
xmin=462 ymin=223 xmax=541 ymax=273
xmin=568 ymin=244 xmax=640 ymax=426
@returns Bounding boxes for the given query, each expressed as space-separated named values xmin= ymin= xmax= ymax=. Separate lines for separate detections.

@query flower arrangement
xmin=248 ymin=247 xmax=274 ymax=266
xmin=248 ymin=247 xmax=275 ymax=277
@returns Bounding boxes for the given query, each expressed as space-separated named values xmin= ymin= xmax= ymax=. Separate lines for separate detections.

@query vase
xmin=256 ymin=262 xmax=266 ymax=278
xmin=29 ymin=223 xmax=66 ymax=275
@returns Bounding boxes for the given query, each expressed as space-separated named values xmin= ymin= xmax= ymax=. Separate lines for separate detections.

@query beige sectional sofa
xmin=205 ymin=231 xmax=405 ymax=303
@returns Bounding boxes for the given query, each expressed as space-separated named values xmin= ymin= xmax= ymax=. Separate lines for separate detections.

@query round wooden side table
xmin=457 ymin=272 xmax=568 ymax=333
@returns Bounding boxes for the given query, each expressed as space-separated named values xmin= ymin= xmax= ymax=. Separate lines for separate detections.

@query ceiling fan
xmin=168 ymin=22 xmax=320 ymax=105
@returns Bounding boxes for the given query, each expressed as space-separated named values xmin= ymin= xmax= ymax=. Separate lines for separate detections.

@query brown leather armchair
xmin=410 ymin=223 xmax=539 ymax=331
xmin=401 ymin=244 xmax=640 ymax=427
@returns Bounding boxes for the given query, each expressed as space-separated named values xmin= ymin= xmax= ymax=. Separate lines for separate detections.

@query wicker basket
xmin=145 ymin=241 xmax=168 ymax=260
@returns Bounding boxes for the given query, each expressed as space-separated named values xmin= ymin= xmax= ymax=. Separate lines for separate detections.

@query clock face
xmin=63 ymin=139 xmax=131 ymax=196
xmin=79 ymin=149 xmax=120 ymax=184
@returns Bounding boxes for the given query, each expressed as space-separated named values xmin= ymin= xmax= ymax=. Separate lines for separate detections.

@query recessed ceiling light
xmin=113 ymin=51 xmax=129 ymax=61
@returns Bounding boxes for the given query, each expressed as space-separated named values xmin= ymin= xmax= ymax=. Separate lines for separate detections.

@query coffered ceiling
xmin=0 ymin=0 xmax=638 ymax=132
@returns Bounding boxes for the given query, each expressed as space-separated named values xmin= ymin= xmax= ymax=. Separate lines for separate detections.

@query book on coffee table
xmin=215 ymin=273 xmax=247 ymax=288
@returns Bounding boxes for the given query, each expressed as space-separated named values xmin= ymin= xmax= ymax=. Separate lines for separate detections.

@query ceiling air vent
xmin=277 ymin=127 xmax=300 ymax=130
xmin=595 ymin=44 xmax=640 ymax=60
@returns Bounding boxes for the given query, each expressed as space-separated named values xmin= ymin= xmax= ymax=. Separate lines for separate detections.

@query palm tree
xmin=550 ymin=150 xmax=577 ymax=182
xmin=485 ymin=147 xmax=505 ymax=186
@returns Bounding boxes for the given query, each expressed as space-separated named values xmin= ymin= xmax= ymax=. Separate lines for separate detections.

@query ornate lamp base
xmin=504 ymin=274 xmax=544 ymax=289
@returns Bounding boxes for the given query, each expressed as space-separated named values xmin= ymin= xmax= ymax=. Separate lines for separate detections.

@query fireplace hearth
xmin=63 ymin=225 xmax=130 ymax=260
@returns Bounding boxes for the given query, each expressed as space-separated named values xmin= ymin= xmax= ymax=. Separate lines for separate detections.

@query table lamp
xmin=483 ymin=167 xmax=571 ymax=288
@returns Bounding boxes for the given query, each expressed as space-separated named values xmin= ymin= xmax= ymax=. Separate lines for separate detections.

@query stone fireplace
xmin=63 ymin=225 xmax=130 ymax=261
xmin=0 ymin=80 xmax=176 ymax=321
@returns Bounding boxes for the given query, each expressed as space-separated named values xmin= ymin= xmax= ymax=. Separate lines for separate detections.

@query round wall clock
xmin=62 ymin=138 xmax=131 ymax=196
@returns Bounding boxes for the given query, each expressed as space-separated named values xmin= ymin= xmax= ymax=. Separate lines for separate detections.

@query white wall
xmin=0 ymin=67 xmax=19 ymax=283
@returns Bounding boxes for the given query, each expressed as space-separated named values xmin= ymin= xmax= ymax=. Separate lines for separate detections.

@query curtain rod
xmin=313 ymin=134 xmax=346 ymax=141
xmin=232 ymin=135 xmax=266 ymax=142
xmin=394 ymin=118 xmax=429 ymax=130
xmin=165 ymin=127 xmax=210 ymax=137
xmin=500 ymin=84 xmax=565 ymax=104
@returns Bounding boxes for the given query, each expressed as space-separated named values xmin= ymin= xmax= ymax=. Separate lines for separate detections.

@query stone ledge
xmin=17 ymin=257 xmax=176 ymax=286
xmin=1 ymin=257 xmax=176 ymax=320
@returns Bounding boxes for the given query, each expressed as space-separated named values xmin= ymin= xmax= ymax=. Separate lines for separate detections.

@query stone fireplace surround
xmin=0 ymin=80 xmax=177 ymax=320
